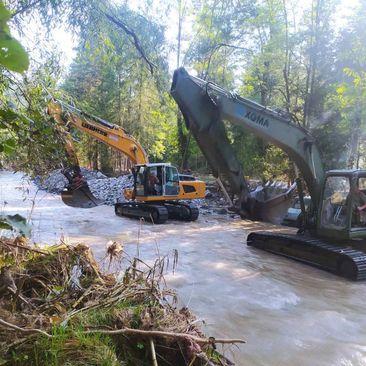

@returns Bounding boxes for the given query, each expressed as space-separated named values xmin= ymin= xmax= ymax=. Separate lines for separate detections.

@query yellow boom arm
xmin=47 ymin=100 xmax=149 ymax=165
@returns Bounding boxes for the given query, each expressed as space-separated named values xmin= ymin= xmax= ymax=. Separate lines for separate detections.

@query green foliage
xmin=11 ymin=326 xmax=120 ymax=366
xmin=62 ymin=2 xmax=176 ymax=172
xmin=0 ymin=0 xmax=365 ymax=179
xmin=0 ymin=213 xmax=31 ymax=236
xmin=0 ymin=2 xmax=29 ymax=72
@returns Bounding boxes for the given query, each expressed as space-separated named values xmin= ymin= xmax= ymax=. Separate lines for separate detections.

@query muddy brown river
xmin=1 ymin=171 xmax=366 ymax=365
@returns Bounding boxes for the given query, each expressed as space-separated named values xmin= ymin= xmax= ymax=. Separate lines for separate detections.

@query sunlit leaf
xmin=0 ymin=2 xmax=11 ymax=23
xmin=0 ymin=220 xmax=12 ymax=230
xmin=3 ymin=138 xmax=16 ymax=154
xmin=0 ymin=214 xmax=31 ymax=237
xmin=0 ymin=37 xmax=30 ymax=72
xmin=0 ymin=2 xmax=29 ymax=73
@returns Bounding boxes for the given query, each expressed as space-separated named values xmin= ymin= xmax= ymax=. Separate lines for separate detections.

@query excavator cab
xmin=318 ymin=170 xmax=366 ymax=240
xmin=132 ymin=163 xmax=180 ymax=199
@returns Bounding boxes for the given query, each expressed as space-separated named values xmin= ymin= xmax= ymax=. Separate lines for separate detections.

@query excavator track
xmin=247 ymin=232 xmax=366 ymax=281
xmin=114 ymin=201 xmax=199 ymax=223
xmin=115 ymin=202 xmax=169 ymax=224
xmin=164 ymin=202 xmax=199 ymax=221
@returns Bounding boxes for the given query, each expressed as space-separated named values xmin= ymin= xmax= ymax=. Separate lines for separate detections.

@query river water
xmin=1 ymin=171 xmax=366 ymax=366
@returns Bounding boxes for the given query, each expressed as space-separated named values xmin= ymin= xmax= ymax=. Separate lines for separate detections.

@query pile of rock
xmin=193 ymin=182 xmax=233 ymax=216
xmin=88 ymin=175 xmax=133 ymax=205
xmin=35 ymin=168 xmax=133 ymax=206
xmin=34 ymin=169 xmax=69 ymax=193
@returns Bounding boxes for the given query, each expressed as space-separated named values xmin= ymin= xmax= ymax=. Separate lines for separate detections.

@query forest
xmin=0 ymin=0 xmax=365 ymax=180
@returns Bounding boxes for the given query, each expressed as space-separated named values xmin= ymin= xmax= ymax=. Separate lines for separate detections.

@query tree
xmin=62 ymin=2 xmax=175 ymax=173
xmin=332 ymin=0 xmax=366 ymax=168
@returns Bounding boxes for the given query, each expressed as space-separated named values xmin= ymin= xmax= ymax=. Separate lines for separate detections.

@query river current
xmin=1 ymin=171 xmax=365 ymax=366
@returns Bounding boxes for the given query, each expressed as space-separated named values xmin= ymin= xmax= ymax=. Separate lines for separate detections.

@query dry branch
xmin=150 ymin=338 xmax=158 ymax=366
xmin=103 ymin=11 xmax=156 ymax=74
xmin=83 ymin=327 xmax=246 ymax=345
xmin=0 ymin=318 xmax=51 ymax=338
xmin=2 ymin=240 xmax=47 ymax=255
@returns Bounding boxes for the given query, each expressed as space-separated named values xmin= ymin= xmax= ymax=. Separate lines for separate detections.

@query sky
xmin=13 ymin=0 xmax=361 ymax=76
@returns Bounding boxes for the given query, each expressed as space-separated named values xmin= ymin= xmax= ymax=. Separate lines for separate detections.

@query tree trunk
xmin=99 ymin=144 xmax=112 ymax=174
xmin=92 ymin=141 xmax=99 ymax=170
xmin=282 ymin=0 xmax=291 ymax=113
xmin=303 ymin=0 xmax=321 ymax=128
xmin=176 ymin=0 xmax=190 ymax=170
xmin=348 ymin=107 xmax=362 ymax=169
xmin=177 ymin=111 xmax=190 ymax=170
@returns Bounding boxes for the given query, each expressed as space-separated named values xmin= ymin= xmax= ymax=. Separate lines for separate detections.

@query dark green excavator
xmin=171 ymin=67 xmax=366 ymax=281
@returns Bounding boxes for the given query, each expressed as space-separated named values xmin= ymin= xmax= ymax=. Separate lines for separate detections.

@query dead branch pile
xmin=0 ymin=237 xmax=244 ymax=365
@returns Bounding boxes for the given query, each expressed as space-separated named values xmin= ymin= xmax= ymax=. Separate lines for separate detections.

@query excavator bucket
xmin=250 ymin=183 xmax=297 ymax=225
xmin=61 ymin=183 xmax=104 ymax=208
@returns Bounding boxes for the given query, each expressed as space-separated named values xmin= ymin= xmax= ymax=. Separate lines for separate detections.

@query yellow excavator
xmin=171 ymin=67 xmax=366 ymax=280
xmin=47 ymin=100 xmax=206 ymax=224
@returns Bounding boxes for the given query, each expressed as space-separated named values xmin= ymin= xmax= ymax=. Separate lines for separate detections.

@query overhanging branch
xmin=103 ymin=11 xmax=156 ymax=75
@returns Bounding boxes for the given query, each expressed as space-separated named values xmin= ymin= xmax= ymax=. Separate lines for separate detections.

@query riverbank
xmin=0 ymin=237 xmax=241 ymax=365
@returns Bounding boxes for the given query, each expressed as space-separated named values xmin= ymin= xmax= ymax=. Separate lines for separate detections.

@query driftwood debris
xmin=0 ymin=237 xmax=245 ymax=365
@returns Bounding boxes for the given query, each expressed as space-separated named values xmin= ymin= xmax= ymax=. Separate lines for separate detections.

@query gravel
xmin=36 ymin=169 xmax=277 ymax=216
xmin=34 ymin=168 xmax=133 ymax=206
xmin=88 ymin=175 xmax=133 ymax=205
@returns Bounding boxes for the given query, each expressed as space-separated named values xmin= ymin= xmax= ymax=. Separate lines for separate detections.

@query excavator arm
xmin=47 ymin=99 xmax=150 ymax=207
xmin=171 ymin=68 xmax=325 ymax=217
xmin=47 ymin=100 xmax=149 ymax=166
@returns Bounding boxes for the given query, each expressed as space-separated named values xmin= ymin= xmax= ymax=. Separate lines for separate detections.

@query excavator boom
xmin=48 ymin=101 xmax=149 ymax=165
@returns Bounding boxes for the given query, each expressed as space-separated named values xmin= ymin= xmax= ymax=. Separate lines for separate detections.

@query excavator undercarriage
xmin=115 ymin=201 xmax=199 ymax=224
xmin=247 ymin=232 xmax=366 ymax=280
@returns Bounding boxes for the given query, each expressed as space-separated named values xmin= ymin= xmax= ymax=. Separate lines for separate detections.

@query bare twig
xmin=150 ymin=338 xmax=158 ymax=366
xmin=2 ymin=240 xmax=47 ymax=255
xmin=83 ymin=327 xmax=246 ymax=345
xmin=11 ymin=0 xmax=43 ymax=17
xmin=103 ymin=12 xmax=156 ymax=74
xmin=0 ymin=318 xmax=51 ymax=338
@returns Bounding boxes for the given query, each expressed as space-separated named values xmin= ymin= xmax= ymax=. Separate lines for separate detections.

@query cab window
xmin=135 ymin=166 xmax=146 ymax=196
xmin=320 ymin=176 xmax=350 ymax=229
xmin=164 ymin=166 xmax=179 ymax=196
xmin=352 ymin=177 xmax=366 ymax=228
